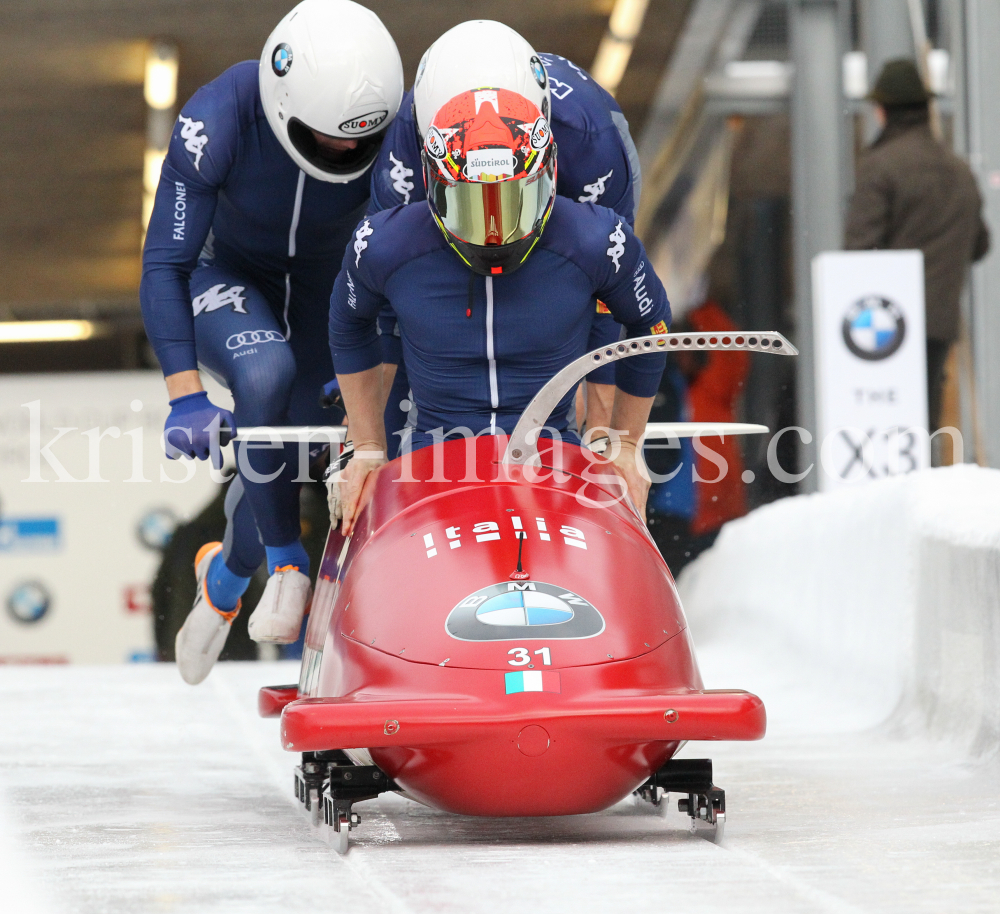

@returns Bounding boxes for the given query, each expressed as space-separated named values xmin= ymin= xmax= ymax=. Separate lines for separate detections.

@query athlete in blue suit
xmin=139 ymin=0 xmax=403 ymax=683
xmin=329 ymin=87 xmax=669 ymax=536
xmin=366 ymin=22 xmax=643 ymax=454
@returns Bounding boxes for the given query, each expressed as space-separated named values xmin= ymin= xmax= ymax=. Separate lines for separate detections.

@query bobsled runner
xmin=258 ymin=331 xmax=796 ymax=852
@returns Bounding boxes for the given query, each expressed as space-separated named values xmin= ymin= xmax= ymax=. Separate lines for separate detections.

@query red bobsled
xmin=259 ymin=332 xmax=794 ymax=851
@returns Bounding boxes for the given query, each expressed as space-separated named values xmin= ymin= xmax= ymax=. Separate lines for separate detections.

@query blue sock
xmin=265 ymin=540 xmax=310 ymax=576
xmin=206 ymin=551 xmax=251 ymax=611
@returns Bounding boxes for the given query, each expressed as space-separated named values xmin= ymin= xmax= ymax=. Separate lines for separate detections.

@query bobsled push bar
xmin=503 ymin=331 xmax=797 ymax=466
xmin=234 ymin=426 xmax=349 ymax=443
xmin=233 ymin=331 xmax=794 ymax=447
xmin=234 ymin=423 xmax=771 ymax=443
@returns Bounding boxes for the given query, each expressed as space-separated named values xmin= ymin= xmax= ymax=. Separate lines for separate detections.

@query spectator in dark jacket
xmin=845 ymin=59 xmax=990 ymax=431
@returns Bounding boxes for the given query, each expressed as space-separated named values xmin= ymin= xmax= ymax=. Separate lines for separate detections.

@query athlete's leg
xmin=242 ymin=267 xmax=337 ymax=644
xmin=220 ymin=476 xmax=264 ymax=575
xmin=190 ymin=265 xmax=302 ymax=572
xmin=202 ymin=475 xmax=264 ymax=611
xmin=250 ymin=267 xmax=339 ymax=577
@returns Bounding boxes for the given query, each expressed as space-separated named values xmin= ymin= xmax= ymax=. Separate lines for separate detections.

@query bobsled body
xmin=279 ymin=436 xmax=764 ymax=817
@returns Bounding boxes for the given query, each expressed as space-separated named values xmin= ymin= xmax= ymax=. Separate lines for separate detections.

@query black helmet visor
xmin=287 ymin=118 xmax=386 ymax=177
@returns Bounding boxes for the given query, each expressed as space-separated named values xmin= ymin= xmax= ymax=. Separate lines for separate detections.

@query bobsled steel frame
xmin=503 ymin=331 xmax=797 ymax=467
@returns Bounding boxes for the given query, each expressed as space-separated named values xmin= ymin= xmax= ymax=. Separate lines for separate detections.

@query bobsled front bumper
xmin=266 ymin=629 xmax=766 ymax=817
xmin=279 ymin=688 xmax=765 ymax=752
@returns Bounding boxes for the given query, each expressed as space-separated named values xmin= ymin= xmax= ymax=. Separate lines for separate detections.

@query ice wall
xmin=678 ymin=465 xmax=1000 ymax=754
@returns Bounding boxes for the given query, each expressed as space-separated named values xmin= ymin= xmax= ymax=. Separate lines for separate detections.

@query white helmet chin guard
xmin=413 ymin=20 xmax=551 ymax=139
xmin=259 ymin=0 xmax=404 ymax=183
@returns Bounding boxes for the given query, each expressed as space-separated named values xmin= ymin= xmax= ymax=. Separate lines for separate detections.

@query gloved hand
xmin=319 ymin=377 xmax=342 ymax=410
xmin=164 ymin=391 xmax=236 ymax=470
xmin=319 ymin=378 xmax=346 ymax=425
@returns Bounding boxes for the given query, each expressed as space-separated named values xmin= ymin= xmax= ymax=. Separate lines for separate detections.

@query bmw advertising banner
xmin=0 ymin=373 xmax=226 ymax=663
xmin=812 ymin=251 xmax=928 ymax=491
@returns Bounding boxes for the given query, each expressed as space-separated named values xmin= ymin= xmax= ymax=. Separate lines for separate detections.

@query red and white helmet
xmin=413 ymin=20 xmax=551 ymax=139
xmin=423 ymin=88 xmax=557 ymax=276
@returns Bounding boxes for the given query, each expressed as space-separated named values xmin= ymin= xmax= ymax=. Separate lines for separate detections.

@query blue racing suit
xmin=645 ymin=363 xmax=696 ymax=519
xmin=367 ymin=53 xmax=643 ymax=450
xmin=329 ymin=197 xmax=670 ymax=452
xmin=140 ymin=61 xmax=369 ymax=576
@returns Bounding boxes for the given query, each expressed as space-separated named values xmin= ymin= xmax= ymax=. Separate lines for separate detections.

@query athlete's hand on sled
xmin=610 ymin=439 xmax=651 ymax=522
xmin=164 ymin=391 xmax=237 ymax=470
xmin=337 ymin=444 xmax=386 ymax=536
xmin=325 ymin=448 xmax=349 ymax=523
xmin=604 ymin=389 xmax=655 ymax=522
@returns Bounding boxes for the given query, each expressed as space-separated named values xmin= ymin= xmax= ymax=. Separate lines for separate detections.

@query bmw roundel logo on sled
xmin=272 ymin=43 xmax=293 ymax=76
xmin=446 ymin=581 xmax=605 ymax=642
xmin=842 ymin=296 xmax=906 ymax=361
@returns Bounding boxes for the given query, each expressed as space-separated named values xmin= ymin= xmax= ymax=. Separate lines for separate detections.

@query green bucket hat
xmin=869 ymin=58 xmax=931 ymax=106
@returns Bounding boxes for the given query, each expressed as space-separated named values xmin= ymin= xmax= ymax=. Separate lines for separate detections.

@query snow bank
xmin=678 ymin=465 xmax=1000 ymax=753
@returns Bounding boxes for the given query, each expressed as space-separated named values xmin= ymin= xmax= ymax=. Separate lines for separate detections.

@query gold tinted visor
xmin=428 ymin=159 xmax=555 ymax=247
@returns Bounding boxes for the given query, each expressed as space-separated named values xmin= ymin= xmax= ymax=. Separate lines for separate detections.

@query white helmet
xmin=259 ymin=0 xmax=404 ymax=183
xmin=413 ymin=20 xmax=551 ymax=139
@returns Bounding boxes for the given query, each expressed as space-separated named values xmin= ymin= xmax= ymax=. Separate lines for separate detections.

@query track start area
xmin=6 ymin=467 xmax=1000 ymax=912
xmin=2 ymin=653 xmax=998 ymax=914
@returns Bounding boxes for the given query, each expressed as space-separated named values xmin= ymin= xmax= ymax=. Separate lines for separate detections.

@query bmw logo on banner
xmin=813 ymin=250 xmax=928 ymax=492
xmin=136 ymin=508 xmax=178 ymax=551
xmin=446 ymin=581 xmax=604 ymax=641
xmin=7 ymin=581 xmax=52 ymax=625
xmin=842 ymin=296 xmax=906 ymax=361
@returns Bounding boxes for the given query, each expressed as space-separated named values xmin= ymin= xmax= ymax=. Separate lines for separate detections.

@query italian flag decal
xmin=505 ymin=671 xmax=561 ymax=694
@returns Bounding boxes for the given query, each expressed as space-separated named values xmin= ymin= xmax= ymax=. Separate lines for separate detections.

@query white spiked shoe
xmin=247 ymin=565 xmax=312 ymax=644
xmin=175 ymin=542 xmax=240 ymax=685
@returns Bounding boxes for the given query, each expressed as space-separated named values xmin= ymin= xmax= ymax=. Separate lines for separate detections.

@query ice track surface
xmin=4 ymin=468 xmax=1000 ymax=913
xmin=0 ymin=657 xmax=997 ymax=914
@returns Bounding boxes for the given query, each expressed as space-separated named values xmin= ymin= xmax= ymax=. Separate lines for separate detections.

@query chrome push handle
xmin=502 ymin=331 xmax=798 ymax=466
